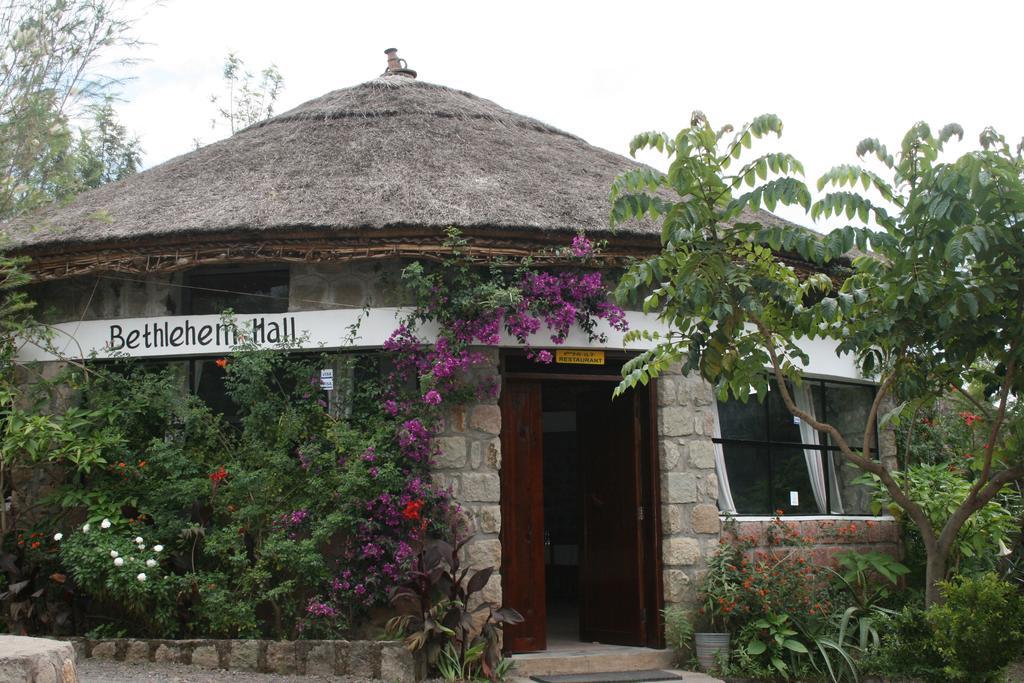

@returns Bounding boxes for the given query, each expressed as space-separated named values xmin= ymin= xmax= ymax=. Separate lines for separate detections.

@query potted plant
xmin=694 ymin=540 xmax=742 ymax=671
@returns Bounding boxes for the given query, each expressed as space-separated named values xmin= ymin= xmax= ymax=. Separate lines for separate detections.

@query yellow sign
xmin=555 ymin=349 xmax=605 ymax=366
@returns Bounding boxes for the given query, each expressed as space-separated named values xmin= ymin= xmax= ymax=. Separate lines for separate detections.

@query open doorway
xmin=500 ymin=361 xmax=663 ymax=654
xmin=540 ymin=382 xmax=584 ymax=646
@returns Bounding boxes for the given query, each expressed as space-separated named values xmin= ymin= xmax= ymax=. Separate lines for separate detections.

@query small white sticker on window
xmin=793 ymin=416 xmax=801 ymax=425
xmin=790 ymin=491 xmax=799 ymax=506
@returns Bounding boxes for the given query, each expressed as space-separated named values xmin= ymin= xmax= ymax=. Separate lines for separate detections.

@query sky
xmin=105 ymin=0 xmax=1024 ymax=230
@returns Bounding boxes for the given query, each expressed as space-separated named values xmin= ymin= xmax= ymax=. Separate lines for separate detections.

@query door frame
xmin=499 ymin=353 xmax=665 ymax=650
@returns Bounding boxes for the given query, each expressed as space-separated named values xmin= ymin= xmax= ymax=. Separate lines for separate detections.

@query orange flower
xmin=137 ymin=460 xmax=147 ymax=468
xmin=215 ymin=358 xmax=229 ymax=369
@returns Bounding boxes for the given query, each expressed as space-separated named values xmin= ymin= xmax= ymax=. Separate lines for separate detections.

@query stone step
xmin=509 ymin=644 xmax=677 ymax=678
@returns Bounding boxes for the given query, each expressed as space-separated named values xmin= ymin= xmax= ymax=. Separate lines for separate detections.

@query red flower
xmin=210 ymin=466 xmax=229 ymax=495
xmin=959 ymin=411 xmax=981 ymax=426
xmin=215 ymin=358 xmax=229 ymax=369
xmin=402 ymin=500 xmax=424 ymax=521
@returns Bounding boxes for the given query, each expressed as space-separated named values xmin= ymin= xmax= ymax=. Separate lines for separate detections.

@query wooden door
xmin=499 ymin=381 xmax=546 ymax=653
xmin=578 ymin=387 xmax=646 ymax=645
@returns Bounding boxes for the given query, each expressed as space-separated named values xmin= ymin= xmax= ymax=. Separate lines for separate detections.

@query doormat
xmin=530 ymin=671 xmax=681 ymax=683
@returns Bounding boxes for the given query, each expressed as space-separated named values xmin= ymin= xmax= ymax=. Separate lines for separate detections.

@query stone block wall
xmin=656 ymin=368 xmax=722 ymax=606
xmin=25 ymin=261 xmax=409 ymax=325
xmin=431 ymin=347 xmax=504 ymax=607
xmin=723 ymin=517 xmax=901 ymax=567
xmin=73 ymin=637 xmax=419 ymax=680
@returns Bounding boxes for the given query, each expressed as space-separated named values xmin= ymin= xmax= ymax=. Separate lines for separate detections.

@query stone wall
xmin=71 ymin=637 xmax=419 ymax=681
xmin=25 ymin=261 xmax=409 ymax=324
xmin=431 ymin=347 xmax=504 ymax=607
xmin=723 ymin=517 xmax=901 ymax=566
xmin=0 ymin=636 xmax=77 ymax=683
xmin=655 ymin=367 xmax=722 ymax=606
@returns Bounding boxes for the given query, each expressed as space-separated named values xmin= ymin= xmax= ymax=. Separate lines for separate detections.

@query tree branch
xmin=752 ymin=318 xmax=940 ymax=546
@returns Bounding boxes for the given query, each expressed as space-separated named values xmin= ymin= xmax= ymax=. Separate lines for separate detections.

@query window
xmin=714 ymin=379 xmax=878 ymax=515
xmin=183 ymin=266 xmax=290 ymax=316
xmin=182 ymin=266 xmax=291 ymax=421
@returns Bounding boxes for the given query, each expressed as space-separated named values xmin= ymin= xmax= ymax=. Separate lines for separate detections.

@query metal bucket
xmin=694 ymin=631 xmax=731 ymax=672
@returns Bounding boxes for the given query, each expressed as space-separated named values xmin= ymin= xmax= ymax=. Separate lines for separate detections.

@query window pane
xmin=193 ymin=359 xmax=237 ymax=420
xmin=767 ymin=383 xmax=803 ymax=444
xmin=824 ymin=383 xmax=876 ymax=450
xmin=834 ymin=457 xmax=875 ymax=514
xmin=186 ymin=268 xmax=290 ymax=315
xmin=771 ymin=446 xmax=821 ymax=515
xmin=718 ymin=397 xmax=766 ymax=441
xmin=723 ymin=444 xmax=771 ymax=514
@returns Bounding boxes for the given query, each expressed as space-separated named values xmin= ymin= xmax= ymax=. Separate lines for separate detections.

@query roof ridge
xmin=246 ymin=77 xmax=581 ymax=140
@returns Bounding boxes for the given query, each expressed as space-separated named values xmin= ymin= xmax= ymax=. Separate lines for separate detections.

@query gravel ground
xmin=75 ymin=659 xmax=716 ymax=683
xmin=77 ymin=659 xmax=376 ymax=683
xmin=78 ymin=657 xmax=1024 ymax=683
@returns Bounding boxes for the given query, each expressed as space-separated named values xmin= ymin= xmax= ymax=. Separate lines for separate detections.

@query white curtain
xmin=793 ymin=383 xmax=843 ymax=514
xmin=712 ymin=401 xmax=737 ymax=514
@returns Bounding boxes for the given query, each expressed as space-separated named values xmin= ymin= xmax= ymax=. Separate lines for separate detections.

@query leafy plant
xmin=861 ymin=606 xmax=946 ymax=681
xmin=833 ymin=550 xmax=909 ymax=604
xmin=859 ymin=463 xmax=1018 ymax=581
xmin=611 ymin=112 xmax=1024 ymax=606
xmin=742 ymin=613 xmax=809 ymax=681
xmin=927 ymin=573 xmax=1024 ymax=682
xmin=387 ymin=532 xmax=522 ymax=682
xmin=661 ymin=605 xmax=694 ymax=663
xmin=696 ymin=540 xmax=742 ymax=632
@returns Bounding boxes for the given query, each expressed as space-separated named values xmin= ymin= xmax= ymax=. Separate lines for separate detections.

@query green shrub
xmin=861 ymin=606 xmax=946 ymax=682
xmin=865 ymin=574 xmax=1024 ymax=683
xmin=927 ymin=573 xmax=1024 ymax=682
xmin=661 ymin=605 xmax=694 ymax=662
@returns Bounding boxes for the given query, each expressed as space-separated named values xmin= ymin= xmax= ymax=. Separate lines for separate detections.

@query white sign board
xmin=14 ymin=307 xmax=865 ymax=382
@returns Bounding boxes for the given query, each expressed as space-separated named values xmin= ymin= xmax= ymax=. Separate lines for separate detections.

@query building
xmin=4 ymin=51 xmax=898 ymax=654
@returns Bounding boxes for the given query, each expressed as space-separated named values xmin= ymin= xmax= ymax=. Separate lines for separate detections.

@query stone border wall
xmin=724 ymin=517 xmax=901 ymax=565
xmin=68 ymin=638 xmax=419 ymax=681
xmin=0 ymin=636 xmax=77 ymax=683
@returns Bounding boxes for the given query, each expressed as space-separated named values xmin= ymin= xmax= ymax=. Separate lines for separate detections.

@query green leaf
xmin=783 ymin=639 xmax=809 ymax=654
xmin=747 ymin=639 xmax=768 ymax=655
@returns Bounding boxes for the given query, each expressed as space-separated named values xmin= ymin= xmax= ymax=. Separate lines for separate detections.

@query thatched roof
xmin=1 ymin=73 xmax=808 ymax=280
xmin=4 ymin=77 xmax=664 ymax=250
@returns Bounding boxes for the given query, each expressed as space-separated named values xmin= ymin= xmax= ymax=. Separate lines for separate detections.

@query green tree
xmin=209 ymin=52 xmax=283 ymax=135
xmin=612 ymin=113 xmax=1024 ymax=606
xmin=0 ymin=0 xmax=137 ymax=219
xmin=73 ymin=97 xmax=141 ymax=190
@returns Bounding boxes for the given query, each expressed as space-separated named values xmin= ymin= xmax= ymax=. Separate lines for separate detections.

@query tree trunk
xmin=924 ymin=545 xmax=950 ymax=607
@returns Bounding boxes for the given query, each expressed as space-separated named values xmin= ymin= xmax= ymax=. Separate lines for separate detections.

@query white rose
xmin=136 ymin=573 xmax=146 ymax=582
xmin=152 ymin=545 xmax=163 ymax=553
xmin=134 ymin=536 xmax=143 ymax=544
xmin=146 ymin=559 xmax=157 ymax=568
xmin=53 ymin=533 xmax=63 ymax=542
xmin=137 ymin=544 xmax=146 ymax=551
xmin=109 ymin=550 xmax=119 ymax=558
xmin=100 ymin=519 xmax=111 ymax=529
xmin=82 ymin=523 xmax=90 ymax=533
xmin=114 ymin=557 xmax=124 ymax=567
